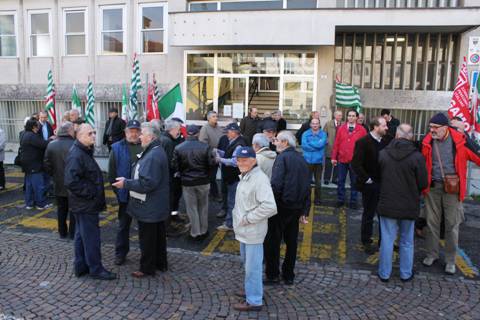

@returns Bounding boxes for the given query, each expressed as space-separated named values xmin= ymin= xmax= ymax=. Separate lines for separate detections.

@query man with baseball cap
xmin=216 ymin=122 xmax=247 ymax=231
xmin=421 ymin=112 xmax=480 ymax=275
xmin=172 ymin=125 xmax=216 ymax=240
xmin=232 ymin=146 xmax=277 ymax=312
xmin=103 ymin=107 xmax=126 ymax=152
xmin=108 ymin=119 xmax=143 ymax=265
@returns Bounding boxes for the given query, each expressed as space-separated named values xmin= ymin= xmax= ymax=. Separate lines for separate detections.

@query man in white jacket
xmin=232 ymin=146 xmax=277 ymax=312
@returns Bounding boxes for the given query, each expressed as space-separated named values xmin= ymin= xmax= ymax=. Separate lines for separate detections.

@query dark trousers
xmin=115 ymin=202 xmax=132 ymax=259
xmin=56 ymin=196 xmax=75 ymax=238
xmin=221 ymin=179 xmax=228 ymax=211
xmin=138 ymin=220 xmax=168 ymax=275
xmin=24 ymin=172 xmax=47 ymax=207
xmin=264 ymin=207 xmax=301 ymax=281
xmin=361 ymin=182 xmax=381 ymax=245
xmin=209 ymin=165 xmax=220 ymax=198
xmin=170 ymin=177 xmax=182 ymax=212
xmin=337 ymin=162 xmax=358 ymax=205
xmin=0 ymin=161 xmax=5 ymax=188
xmin=308 ymin=164 xmax=323 ymax=202
xmin=73 ymin=213 xmax=105 ymax=275
xmin=324 ymin=157 xmax=338 ymax=183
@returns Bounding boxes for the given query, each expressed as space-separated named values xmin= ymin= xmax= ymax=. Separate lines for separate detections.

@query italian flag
xmin=71 ymin=85 xmax=82 ymax=113
xmin=158 ymin=84 xmax=185 ymax=121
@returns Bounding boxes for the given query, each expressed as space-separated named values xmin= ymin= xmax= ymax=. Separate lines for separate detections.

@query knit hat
xmin=429 ymin=113 xmax=449 ymax=126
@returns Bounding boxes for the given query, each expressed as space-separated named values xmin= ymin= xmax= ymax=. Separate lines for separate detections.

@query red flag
xmin=448 ymin=56 xmax=472 ymax=131
xmin=146 ymin=84 xmax=157 ymax=121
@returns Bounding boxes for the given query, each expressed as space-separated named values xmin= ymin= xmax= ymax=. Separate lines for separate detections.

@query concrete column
xmin=316 ymin=46 xmax=335 ymax=126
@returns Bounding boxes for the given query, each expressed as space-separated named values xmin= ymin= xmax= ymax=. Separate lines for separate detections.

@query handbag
xmin=433 ymin=142 xmax=459 ymax=194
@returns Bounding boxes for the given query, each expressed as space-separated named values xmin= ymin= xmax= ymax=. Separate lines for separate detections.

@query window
xmin=64 ymin=9 xmax=87 ymax=55
xmin=221 ymin=1 xmax=283 ymax=10
xmin=286 ymin=0 xmax=317 ymax=9
xmin=189 ymin=2 xmax=219 ymax=11
xmin=29 ymin=11 xmax=51 ymax=57
xmin=100 ymin=5 xmax=125 ymax=54
xmin=139 ymin=3 xmax=167 ymax=53
xmin=0 ymin=12 xmax=16 ymax=57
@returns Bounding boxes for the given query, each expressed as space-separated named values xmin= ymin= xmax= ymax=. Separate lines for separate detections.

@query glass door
xmin=216 ymin=76 xmax=248 ymax=121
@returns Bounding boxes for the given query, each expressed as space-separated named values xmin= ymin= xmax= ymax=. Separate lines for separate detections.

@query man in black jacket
xmin=65 ymin=124 xmax=116 ymax=280
xmin=351 ymin=116 xmax=389 ymax=254
xmin=173 ymin=125 xmax=217 ymax=240
xmin=381 ymin=109 xmax=400 ymax=143
xmin=264 ymin=130 xmax=311 ymax=286
xmin=216 ymin=122 xmax=247 ymax=231
xmin=44 ymin=121 xmax=76 ymax=239
xmin=377 ymin=124 xmax=428 ymax=282
xmin=20 ymin=119 xmax=50 ymax=210
xmin=103 ymin=107 xmax=125 ymax=151
xmin=240 ymin=107 xmax=259 ymax=145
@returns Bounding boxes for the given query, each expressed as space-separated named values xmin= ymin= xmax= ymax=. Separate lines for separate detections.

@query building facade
xmin=0 ymin=0 xmax=479 ymax=153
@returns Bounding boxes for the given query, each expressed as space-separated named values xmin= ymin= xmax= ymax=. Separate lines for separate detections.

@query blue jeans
xmin=240 ymin=242 xmax=263 ymax=306
xmin=337 ymin=162 xmax=358 ymax=204
xmin=25 ymin=172 xmax=47 ymax=207
xmin=378 ymin=217 xmax=415 ymax=280
xmin=74 ymin=213 xmax=105 ymax=276
xmin=225 ymin=181 xmax=238 ymax=228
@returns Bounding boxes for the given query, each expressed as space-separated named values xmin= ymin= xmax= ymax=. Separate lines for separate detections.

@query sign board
xmin=223 ymin=105 xmax=232 ymax=117
xmin=468 ymin=36 xmax=480 ymax=65
xmin=232 ymin=103 xmax=244 ymax=119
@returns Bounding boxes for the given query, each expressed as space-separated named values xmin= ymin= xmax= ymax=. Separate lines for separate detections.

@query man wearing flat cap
xmin=216 ymin=122 xmax=247 ymax=231
xmin=421 ymin=112 xmax=480 ymax=275
xmin=172 ymin=125 xmax=217 ymax=240
xmin=231 ymin=146 xmax=277 ymax=312
xmin=103 ymin=107 xmax=126 ymax=152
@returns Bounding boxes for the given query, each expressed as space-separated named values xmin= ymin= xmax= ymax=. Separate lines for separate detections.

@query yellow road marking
xmin=439 ymin=240 xmax=478 ymax=278
xmin=313 ymin=223 xmax=338 ymax=234
xmin=201 ymin=231 xmax=227 ymax=256
xmin=99 ymin=205 xmax=119 ymax=227
xmin=218 ymin=239 xmax=240 ymax=254
xmin=0 ymin=199 xmax=24 ymax=210
xmin=337 ymin=207 xmax=347 ymax=265
xmin=20 ymin=217 xmax=58 ymax=230
xmin=299 ymin=190 xmax=315 ymax=263
xmin=14 ymin=208 xmax=54 ymax=228
xmin=312 ymin=244 xmax=332 ymax=259
xmin=5 ymin=171 xmax=24 ymax=178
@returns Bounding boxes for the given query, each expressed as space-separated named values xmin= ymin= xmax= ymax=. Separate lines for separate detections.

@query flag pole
xmin=144 ymin=72 xmax=148 ymax=122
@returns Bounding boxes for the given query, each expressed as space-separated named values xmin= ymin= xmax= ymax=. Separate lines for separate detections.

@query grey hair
xmin=396 ymin=124 xmax=414 ymax=140
xmin=69 ymin=109 xmax=80 ymax=115
xmin=206 ymin=111 xmax=217 ymax=120
xmin=164 ymin=119 xmax=181 ymax=131
xmin=276 ymin=130 xmax=296 ymax=148
xmin=252 ymin=133 xmax=270 ymax=148
xmin=273 ymin=110 xmax=282 ymax=116
xmin=141 ymin=122 xmax=160 ymax=139
xmin=57 ymin=121 xmax=74 ymax=136
xmin=149 ymin=119 xmax=164 ymax=132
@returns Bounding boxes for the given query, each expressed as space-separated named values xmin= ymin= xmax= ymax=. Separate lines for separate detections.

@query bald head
xmin=77 ymin=124 xmax=96 ymax=147
xmin=395 ymin=123 xmax=414 ymax=140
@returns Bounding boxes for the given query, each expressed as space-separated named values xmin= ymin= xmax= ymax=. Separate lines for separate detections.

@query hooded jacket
xmin=301 ymin=129 xmax=327 ymax=165
xmin=255 ymin=147 xmax=277 ymax=179
xmin=377 ymin=139 xmax=428 ymax=220
xmin=422 ymin=128 xmax=480 ymax=201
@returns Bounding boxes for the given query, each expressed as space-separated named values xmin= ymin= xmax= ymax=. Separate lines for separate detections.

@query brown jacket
xmin=323 ymin=119 xmax=343 ymax=157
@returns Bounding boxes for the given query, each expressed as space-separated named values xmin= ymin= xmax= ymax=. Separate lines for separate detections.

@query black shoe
xmin=283 ymin=278 xmax=294 ymax=286
xmin=188 ymin=234 xmax=203 ymax=242
xmin=363 ymin=243 xmax=377 ymax=255
xmin=377 ymin=274 xmax=389 ymax=283
xmin=91 ymin=271 xmax=117 ymax=280
xmin=199 ymin=231 xmax=209 ymax=240
xmin=335 ymin=201 xmax=344 ymax=208
xmin=323 ymin=180 xmax=329 ymax=185
xmin=156 ymin=266 xmax=168 ymax=272
xmin=263 ymin=277 xmax=280 ymax=285
xmin=74 ymin=269 xmax=89 ymax=278
xmin=59 ymin=233 xmax=68 ymax=239
xmin=400 ymin=272 xmax=414 ymax=283
xmin=114 ymin=256 xmax=126 ymax=266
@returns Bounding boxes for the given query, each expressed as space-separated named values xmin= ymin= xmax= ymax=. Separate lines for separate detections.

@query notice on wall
xmin=468 ymin=36 xmax=480 ymax=65
xmin=223 ymin=105 xmax=232 ymax=117
xmin=232 ymin=103 xmax=244 ymax=119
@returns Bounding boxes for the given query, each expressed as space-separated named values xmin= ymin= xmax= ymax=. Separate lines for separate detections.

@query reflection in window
xmin=186 ymin=76 xmax=214 ymax=120
xmin=233 ymin=53 xmax=280 ymax=74
xmin=140 ymin=4 xmax=166 ymax=53
xmin=65 ymin=10 xmax=86 ymax=55
xmin=218 ymin=78 xmax=246 ymax=120
xmin=187 ymin=54 xmax=214 ymax=74
xmin=30 ymin=12 xmax=51 ymax=56
xmin=284 ymin=53 xmax=315 ymax=75
xmin=221 ymin=1 xmax=283 ymax=10
xmin=190 ymin=2 xmax=218 ymax=11
xmin=287 ymin=0 xmax=317 ymax=9
xmin=101 ymin=7 xmax=124 ymax=53
xmin=0 ymin=14 xmax=16 ymax=56
xmin=283 ymin=78 xmax=313 ymax=125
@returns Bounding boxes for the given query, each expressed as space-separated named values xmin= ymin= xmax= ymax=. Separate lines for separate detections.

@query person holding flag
xmin=129 ymin=54 xmax=141 ymax=121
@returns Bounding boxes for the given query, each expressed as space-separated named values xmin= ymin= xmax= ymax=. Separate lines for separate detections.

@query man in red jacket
xmin=331 ymin=109 xmax=367 ymax=209
xmin=421 ymin=113 xmax=480 ymax=275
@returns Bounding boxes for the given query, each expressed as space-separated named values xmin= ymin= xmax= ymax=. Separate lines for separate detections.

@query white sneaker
xmin=216 ymin=223 xmax=233 ymax=232
xmin=422 ymin=257 xmax=437 ymax=267
xmin=36 ymin=203 xmax=53 ymax=210
xmin=25 ymin=206 xmax=34 ymax=210
xmin=445 ymin=263 xmax=456 ymax=275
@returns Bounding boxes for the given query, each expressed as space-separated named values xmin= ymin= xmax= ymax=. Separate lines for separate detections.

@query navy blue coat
xmin=271 ymin=147 xmax=311 ymax=216
xmin=64 ymin=140 xmax=106 ymax=214
xmin=124 ymin=139 xmax=170 ymax=223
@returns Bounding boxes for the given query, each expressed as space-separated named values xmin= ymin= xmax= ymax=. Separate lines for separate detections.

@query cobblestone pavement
xmin=1 ymin=166 xmax=480 ymax=319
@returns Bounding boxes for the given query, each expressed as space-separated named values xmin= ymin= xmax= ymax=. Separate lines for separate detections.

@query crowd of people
xmin=10 ymin=104 xmax=480 ymax=311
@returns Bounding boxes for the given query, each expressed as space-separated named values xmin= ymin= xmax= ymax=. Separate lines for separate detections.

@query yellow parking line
xmin=337 ymin=207 xmax=347 ymax=265
xmin=13 ymin=208 xmax=54 ymax=228
xmin=99 ymin=205 xmax=119 ymax=227
xmin=0 ymin=200 xmax=24 ymax=210
xmin=299 ymin=190 xmax=315 ymax=262
xmin=201 ymin=231 xmax=227 ymax=256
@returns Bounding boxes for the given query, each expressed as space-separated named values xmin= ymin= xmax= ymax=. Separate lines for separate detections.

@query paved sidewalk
xmin=1 ymin=230 xmax=479 ymax=320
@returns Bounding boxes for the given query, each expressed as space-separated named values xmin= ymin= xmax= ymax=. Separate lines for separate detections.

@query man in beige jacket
xmin=232 ymin=146 xmax=277 ymax=312
xmin=252 ymin=133 xmax=276 ymax=179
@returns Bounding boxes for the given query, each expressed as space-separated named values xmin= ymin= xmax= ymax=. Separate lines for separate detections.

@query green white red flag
xmin=45 ymin=70 xmax=57 ymax=129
